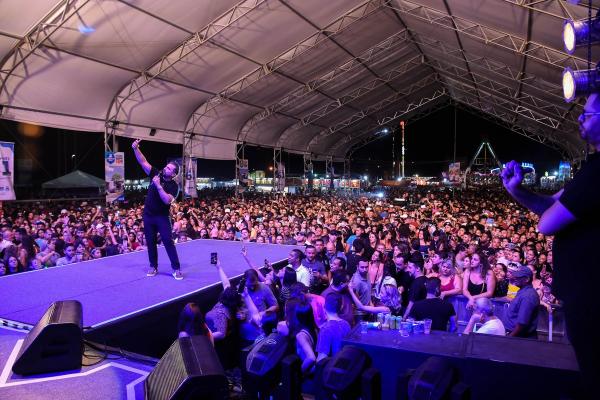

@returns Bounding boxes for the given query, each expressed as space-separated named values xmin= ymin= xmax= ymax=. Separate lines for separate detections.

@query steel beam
xmin=387 ymin=0 xmax=589 ymax=70
xmin=305 ymin=73 xmax=441 ymax=150
xmin=331 ymin=88 xmax=448 ymax=155
xmin=0 ymin=0 xmax=92 ymax=96
xmin=186 ymin=0 xmax=387 ymax=136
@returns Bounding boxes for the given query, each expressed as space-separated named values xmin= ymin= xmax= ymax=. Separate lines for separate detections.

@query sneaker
xmin=146 ymin=267 xmax=158 ymax=277
xmin=172 ymin=270 xmax=183 ymax=280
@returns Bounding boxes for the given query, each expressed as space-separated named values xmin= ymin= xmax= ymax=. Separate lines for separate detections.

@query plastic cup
xmin=423 ymin=318 xmax=432 ymax=334
xmin=400 ymin=321 xmax=411 ymax=337
xmin=360 ymin=321 xmax=369 ymax=334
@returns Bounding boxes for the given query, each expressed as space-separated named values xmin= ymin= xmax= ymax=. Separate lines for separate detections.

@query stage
xmin=0 ymin=240 xmax=298 ymax=357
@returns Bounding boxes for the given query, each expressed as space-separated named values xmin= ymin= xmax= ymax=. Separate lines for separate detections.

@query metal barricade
xmin=446 ymin=295 xmax=566 ymax=341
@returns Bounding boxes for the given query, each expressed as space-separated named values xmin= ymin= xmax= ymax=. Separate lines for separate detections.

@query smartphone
xmin=210 ymin=252 xmax=218 ymax=264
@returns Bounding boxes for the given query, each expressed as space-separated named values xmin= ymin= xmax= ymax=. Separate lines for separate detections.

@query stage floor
xmin=0 ymin=326 xmax=154 ymax=400
xmin=0 ymin=240 xmax=297 ymax=329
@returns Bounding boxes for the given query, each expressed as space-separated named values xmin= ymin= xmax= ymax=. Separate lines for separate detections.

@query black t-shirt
xmin=144 ymin=167 xmax=179 ymax=217
xmin=408 ymin=275 xmax=428 ymax=303
xmin=345 ymin=251 xmax=362 ymax=275
xmin=554 ymin=152 xmax=600 ymax=302
xmin=409 ymin=298 xmax=456 ymax=331
xmin=394 ymin=269 xmax=414 ymax=307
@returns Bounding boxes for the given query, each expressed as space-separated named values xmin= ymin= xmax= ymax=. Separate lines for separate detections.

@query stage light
xmin=381 ymin=127 xmax=390 ymax=134
xmin=563 ymin=18 xmax=600 ymax=54
xmin=377 ymin=192 xmax=384 ymax=198
xmin=562 ymin=67 xmax=600 ymax=102
xmin=363 ymin=175 xmax=368 ymax=180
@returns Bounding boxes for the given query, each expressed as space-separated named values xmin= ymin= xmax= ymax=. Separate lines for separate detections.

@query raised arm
xmin=241 ymin=247 xmax=266 ymax=282
xmin=214 ymin=260 xmax=231 ymax=290
xmin=501 ymin=160 xmax=560 ymax=216
xmin=131 ymin=139 xmax=152 ymax=175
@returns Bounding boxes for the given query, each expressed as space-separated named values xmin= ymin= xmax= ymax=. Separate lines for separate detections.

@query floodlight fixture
xmin=563 ymin=18 xmax=600 ymax=54
xmin=562 ymin=67 xmax=600 ymax=102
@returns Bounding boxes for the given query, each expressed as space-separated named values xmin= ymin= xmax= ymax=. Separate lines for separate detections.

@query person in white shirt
xmin=288 ymin=249 xmax=310 ymax=287
xmin=463 ymin=297 xmax=505 ymax=336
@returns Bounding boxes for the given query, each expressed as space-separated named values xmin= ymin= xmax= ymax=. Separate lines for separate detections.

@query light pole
xmin=400 ymin=120 xmax=405 ymax=179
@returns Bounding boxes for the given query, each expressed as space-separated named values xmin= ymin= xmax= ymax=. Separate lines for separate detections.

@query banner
xmin=238 ymin=159 xmax=249 ymax=191
xmin=0 ymin=142 xmax=15 ymax=200
xmin=448 ymin=162 xmax=461 ymax=183
xmin=184 ymin=156 xmax=198 ymax=198
xmin=275 ymin=161 xmax=285 ymax=192
xmin=105 ymin=151 xmax=125 ymax=202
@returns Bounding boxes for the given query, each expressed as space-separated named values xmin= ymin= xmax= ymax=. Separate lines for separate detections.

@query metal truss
xmin=277 ymin=55 xmax=423 ymax=147
xmin=428 ymin=59 xmax=578 ymax=129
xmin=386 ymin=0 xmax=589 ymax=70
xmin=236 ymin=28 xmax=415 ymax=142
xmin=340 ymin=93 xmax=451 ymax=158
xmin=106 ymin=0 xmax=268 ymax=125
xmin=305 ymin=73 xmax=440 ymax=150
xmin=0 ymin=0 xmax=92 ymax=96
xmin=449 ymin=86 xmax=584 ymax=160
xmin=182 ymin=132 xmax=195 ymax=187
xmin=502 ymin=0 xmax=583 ymax=21
xmin=408 ymin=31 xmax=567 ymax=101
xmin=185 ymin=0 xmax=387 ymax=135
xmin=444 ymin=75 xmax=566 ymax=132
xmin=273 ymin=147 xmax=282 ymax=192
xmin=454 ymin=100 xmax=579 ymax=161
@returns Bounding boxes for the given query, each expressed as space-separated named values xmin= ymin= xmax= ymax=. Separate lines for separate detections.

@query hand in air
xmin=501 ymin=160 xmax=524 ymax=192
xmin=152 ymin=175 xmax=161 ymax=187
xmin=132 ymin=139 xmax=141 ymax=150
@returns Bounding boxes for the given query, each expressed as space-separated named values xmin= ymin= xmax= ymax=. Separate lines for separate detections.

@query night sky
xmin=0 ymin=104 xmax=567 ymax=194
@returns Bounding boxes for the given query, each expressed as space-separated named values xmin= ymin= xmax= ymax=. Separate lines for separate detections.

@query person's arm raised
xmin=501 ymin=160 xmax=559 ymax=216
xmin=131 ymin=139 xmax=152 ymax=175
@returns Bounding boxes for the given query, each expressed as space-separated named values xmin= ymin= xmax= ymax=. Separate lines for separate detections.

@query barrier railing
xmin=446 ymin=295 xmax=565 ymax=341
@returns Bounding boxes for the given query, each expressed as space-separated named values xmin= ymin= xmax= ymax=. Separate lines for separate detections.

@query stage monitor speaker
xmin=12 ymin=300 xmax=83 ymax=376
xmin=145 ymin=335 xmax=228 ymax=400
xmin=246 ymin=332 xmax=289 ymax=377
xmin=408 ymin=357 xmax=454 ymax=400
xmin=322 ymin=345 xmax=371 ymax=397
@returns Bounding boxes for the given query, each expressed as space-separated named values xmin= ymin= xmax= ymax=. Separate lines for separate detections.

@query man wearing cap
xmin=132 ymin=138 xmax=182 ymax=280
xmin=503 ymin=264 xmax=539 ymax=338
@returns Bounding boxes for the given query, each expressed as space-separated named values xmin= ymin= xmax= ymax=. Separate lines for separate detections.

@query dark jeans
xmin=563 ymin=298 xmax=599 ymax=399
xmin=143 ymin=213 xmax=180 ymax=270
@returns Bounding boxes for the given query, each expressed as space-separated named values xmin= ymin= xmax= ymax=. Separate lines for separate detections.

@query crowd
xmin=1 ymin=188 xmax=557 ymax=377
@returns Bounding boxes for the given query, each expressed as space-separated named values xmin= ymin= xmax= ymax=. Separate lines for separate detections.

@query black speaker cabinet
xmin=145 ymin=335 xmax=228 ymax=400
xmin=12 ymin=300 xmax=83 ymax=376
xmin=245 ymin=332 xmax=290 ymax=377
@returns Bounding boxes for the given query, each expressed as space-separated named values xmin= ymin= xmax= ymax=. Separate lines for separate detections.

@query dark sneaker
xmin=172 ymin=270 xmax=183 ymax=280
xmin=146 ymin=267 xmax=158 ymax=277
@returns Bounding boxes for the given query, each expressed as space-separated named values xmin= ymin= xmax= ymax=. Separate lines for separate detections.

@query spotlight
xmin=149 ymin=128 xmax=157 ymax=136
xmin=562 ymin=67 xmax=600 ymax=102
xmin=563 ymin=18 xmax=600 ymax=54
xmin=381 ymin=127 xmax=390 ymax=134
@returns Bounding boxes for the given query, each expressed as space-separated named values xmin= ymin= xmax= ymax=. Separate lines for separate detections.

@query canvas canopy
xmin=0 ymin=1 xmax=595 ymax=161
xmin=42 ymin=169 xmax=105 ymax=189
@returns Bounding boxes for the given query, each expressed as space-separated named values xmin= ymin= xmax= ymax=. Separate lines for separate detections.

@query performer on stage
xmin=502 ymin=93 xmax=600 ymax=398
xmin=132 ymin=139 xmax=183 ymax=280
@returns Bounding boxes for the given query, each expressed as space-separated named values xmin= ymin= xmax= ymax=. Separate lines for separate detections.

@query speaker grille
xmin=146 ymin=341 xmax=187 ymax=400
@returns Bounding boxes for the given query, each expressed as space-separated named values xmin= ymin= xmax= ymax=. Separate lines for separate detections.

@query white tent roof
xmin=41 ymin=169 xmax=104 ymax=189
xmin=0 ymin=0 xmax=595 ymax=161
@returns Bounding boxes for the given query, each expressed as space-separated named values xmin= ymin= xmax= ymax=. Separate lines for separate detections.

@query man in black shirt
xmin=502 ymin=93 xmax=600 ymax=398
xmin=403 ymin=255 xmax=427 ymax=319
xmin=409 ymin=278 xmax=456 ymax=332
xmin=132 ymin=139 xmax=182 ymax=280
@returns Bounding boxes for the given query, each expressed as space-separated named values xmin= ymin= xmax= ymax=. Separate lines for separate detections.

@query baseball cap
xmin=508 ymin=263 xmax=532 ymax=278
xmin=381 ymin=276 xmax=397 ymax=287
xmin=95 ymin=223 xmax=105 ymax=230
xmin=61 ymin=209 xmax=68 ymax=214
